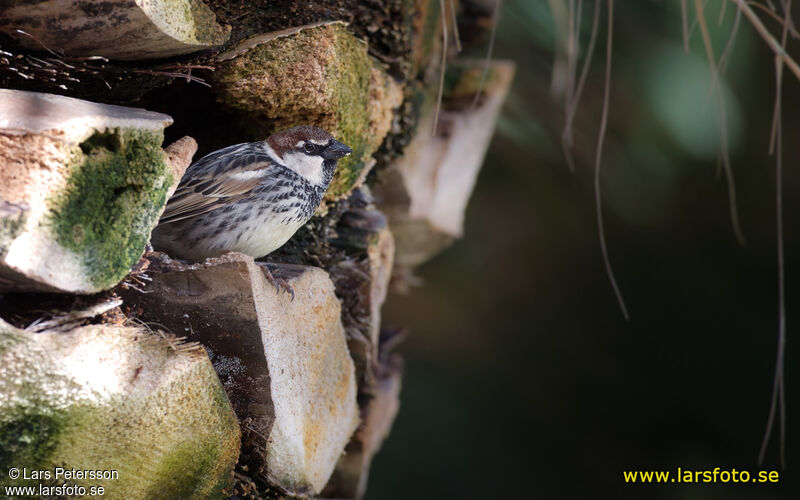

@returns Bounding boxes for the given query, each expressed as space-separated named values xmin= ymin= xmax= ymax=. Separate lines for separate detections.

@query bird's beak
xmin=323 ymin=140 xmax=353 ymax=160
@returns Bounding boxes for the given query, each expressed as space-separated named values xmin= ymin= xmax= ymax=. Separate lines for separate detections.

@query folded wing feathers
xmin=159 ymin=144 xmax=275 ymax=224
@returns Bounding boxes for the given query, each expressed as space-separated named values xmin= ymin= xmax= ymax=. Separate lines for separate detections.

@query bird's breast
xmin=222 ymin=197 xmax=311 ymax=257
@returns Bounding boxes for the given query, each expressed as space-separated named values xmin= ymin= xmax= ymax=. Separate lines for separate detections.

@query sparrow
xmin=150 ymin=125 xmax=352 ymax=294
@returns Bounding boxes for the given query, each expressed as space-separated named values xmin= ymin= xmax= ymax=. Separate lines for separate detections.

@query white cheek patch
xmin=283 ymin=151 xmax=325 ymax=185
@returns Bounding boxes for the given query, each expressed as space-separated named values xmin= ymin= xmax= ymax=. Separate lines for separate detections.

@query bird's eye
xmin=303 ymin=142 xmax=315 ymax=154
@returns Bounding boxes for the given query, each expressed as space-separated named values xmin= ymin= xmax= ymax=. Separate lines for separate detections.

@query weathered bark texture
xmin=118 ymin=252 xmax=359 ymax=496
xmin=0 ymin=0 xmax=230 ymax=60
xmin=323 ymin=360 xmax=402 ymax=498
xmin=0 ymin=1 xmax=510 ymax=498
xmin=373 ymin=60 xmax=516 ymax=268
xmin=0 ymin=317 xmax=240 ymax=499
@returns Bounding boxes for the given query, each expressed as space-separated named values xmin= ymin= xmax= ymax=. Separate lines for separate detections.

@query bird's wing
xmin=159 ymin=143 xmax=277 ymax=224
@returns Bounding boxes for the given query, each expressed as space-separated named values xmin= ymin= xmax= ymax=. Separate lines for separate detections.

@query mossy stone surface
xmin=214 ymin=23 xmax=401 ymax=200
xmin=48 ymin=128 xmax=173 ymax=290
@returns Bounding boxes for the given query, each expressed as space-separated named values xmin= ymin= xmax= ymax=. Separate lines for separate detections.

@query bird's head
xmin=266 ymin=126 xmax=352 ymax=187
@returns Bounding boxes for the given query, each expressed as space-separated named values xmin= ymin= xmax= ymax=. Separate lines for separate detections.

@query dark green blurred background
xmin=367 ymin=1 xmax=800 ymax=499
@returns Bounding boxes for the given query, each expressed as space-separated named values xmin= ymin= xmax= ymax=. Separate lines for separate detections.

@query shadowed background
xmin=367 ymin=1 xmax=800 ymax=498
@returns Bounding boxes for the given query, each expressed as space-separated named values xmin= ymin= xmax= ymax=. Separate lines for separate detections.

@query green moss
xmin=215 ymin=24 xmax=385 ymax=199
xmin=0 ymin=411 xmax=66 ymax=468
xmin=0 ymin=211 xmax=26 ymax=256
xmin=215 ymin=27 xmax=336 ymax=115
xmin=0 ymin=324 xmax=239 ymax=499
xmin=143 ymin=439 xmax=230 ymax=499
xmin=49 ymin=128 xmax=172 ymax=290
xmin=185 ymin=0 xmax=230 ymax=44
xmin=0 ymin=401 xmax=91 ymax=493
xmin=209 ymin=374 xmax=237 ymax=420
xmin=137 ymin=372 xmax=237 ymax=498
xmin=325 ymin=25 xmax=373 ymax=198
xmin=0 ymin=399 xmax=232 ymax=498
